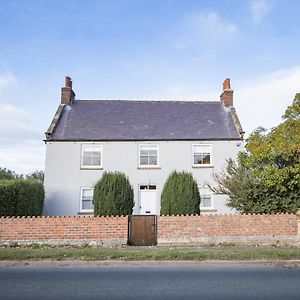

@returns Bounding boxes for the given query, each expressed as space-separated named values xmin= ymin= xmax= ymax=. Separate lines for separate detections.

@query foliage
xmin=93 ymin=171 xmax=134 ymax=216
xmin=26 ymin=171 xmax=45 ymax=183
xmin=160 ymin=171 xmax=200 ymax=215
xmin=213 ymin=94 xmax=300 ymax=213
xmin=0 ymin=179 xmax=44 ymax=216
xmin=0 ymin=167 xmax=22 ymax=180
xmin=0 ymin=167 xmax=44 ymax=182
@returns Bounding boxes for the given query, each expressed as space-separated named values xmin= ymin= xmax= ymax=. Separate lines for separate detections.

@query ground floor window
xmin=199 ymin=186 xmax=213 ymax=210
xmin=80 ymin=187 xmax=94 ymax=212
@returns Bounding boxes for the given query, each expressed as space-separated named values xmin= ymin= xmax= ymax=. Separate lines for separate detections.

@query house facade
xmin=44 ymin=77 xmax=244 ymax=216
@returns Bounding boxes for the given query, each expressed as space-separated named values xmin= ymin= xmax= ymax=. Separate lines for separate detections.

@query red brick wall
xmin=0 ymin=214 xmax=298 ymax=245
xmin=0 ymin=216 xmax=128 ymax=244
xmin=158 ymin=213 xmax=299 ymax=243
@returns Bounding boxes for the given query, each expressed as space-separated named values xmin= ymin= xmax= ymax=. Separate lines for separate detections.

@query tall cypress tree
xmin=93 ymin=171 xmax=134 ymax=216
xmin=160 ymin=171 xmax=200 ymax=215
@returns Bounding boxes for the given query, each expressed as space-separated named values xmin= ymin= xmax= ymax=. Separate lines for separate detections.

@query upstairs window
xmin=81 ymin=144 xmax=102 ymax=169
xmin=199 ymin=186 xmax=213 ymax=210
xmin=139 ymin=144 xmax=159 ymax=167
xmin=192 ymin=144 xmax=212 ymax=166
xmin=80 ymin=187 xmax=94 ymax=212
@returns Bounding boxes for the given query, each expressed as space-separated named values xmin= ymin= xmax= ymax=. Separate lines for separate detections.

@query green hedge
xmin=0 ymin=179 xmax=44 ymax=216
xmin=93 ymin=171 xmax=134 ymax=216
xmin=160 ymin=171 xmax=200 ymax=215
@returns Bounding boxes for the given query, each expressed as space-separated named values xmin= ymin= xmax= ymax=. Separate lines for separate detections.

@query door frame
xmin=138 ymin=184 xmax=158 ymax=215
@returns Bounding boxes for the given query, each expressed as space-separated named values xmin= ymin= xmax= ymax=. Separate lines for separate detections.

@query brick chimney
xmin=61 ymin=76 xmax=75 ymax=105
xmin=220 ymin=78 xmax=233 ymax=107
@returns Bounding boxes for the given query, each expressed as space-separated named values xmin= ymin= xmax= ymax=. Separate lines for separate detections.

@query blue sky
xmin=0 ymin=0 xmax=300 ymax=174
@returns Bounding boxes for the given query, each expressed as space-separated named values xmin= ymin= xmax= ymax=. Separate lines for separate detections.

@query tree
xmin=160 ymin=171 xmax=200 ymax=215
xmin=213 ymin=94 xmax=300 ymax=213
xmin=26 ymin=170 xmax=45 ymax=183
xmin=0 ymin=167 xmax=19 ymax=180
xmin=0 ymin=179 xmax=44 ymax=216
xmin=93 ymin=171 xmax=134 ymax=216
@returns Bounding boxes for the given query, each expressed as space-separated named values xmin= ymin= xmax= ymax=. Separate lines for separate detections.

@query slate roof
xmin=47 ymin=100 xmax=242 ymax=141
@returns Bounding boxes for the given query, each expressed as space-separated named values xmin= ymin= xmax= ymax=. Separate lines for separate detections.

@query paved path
xmin=0 ymin=262 xmax=299 ymax=299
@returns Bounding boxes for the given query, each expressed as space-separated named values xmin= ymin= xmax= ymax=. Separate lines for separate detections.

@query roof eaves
xmin=229 ymin=107 xmax=245 ymax=140
xmin=44 ymin=104 xmax=65 ymax=141
xmin=45 ymin=137 xmax=243 ymax=142
xmin=75 ymin=99 xmax=221 ymax=104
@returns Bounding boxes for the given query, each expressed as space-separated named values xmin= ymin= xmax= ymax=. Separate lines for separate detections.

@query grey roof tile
xmin=49 ymin=100 xmax=241 ymax=141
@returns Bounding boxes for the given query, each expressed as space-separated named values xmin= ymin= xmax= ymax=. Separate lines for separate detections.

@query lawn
xmin=1 ymin=246 xmax=300 ymax=261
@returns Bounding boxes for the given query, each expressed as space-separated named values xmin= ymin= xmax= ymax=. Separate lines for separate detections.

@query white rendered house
xmin=44 ymin=77 xmax=244 ymax=216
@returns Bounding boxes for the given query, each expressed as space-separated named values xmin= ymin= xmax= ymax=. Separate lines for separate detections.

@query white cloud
xmin=0 ymin=104 xmax=45 ymax=174
xmin=148 ymin=66 xmax=300 ymax=141
xmin=0 ymin=73 xmax=17 ymax=94
xmin=184 ymin=11 xmax=236 ymax=35
xmin=0 ymin=77 xmax=45 ymax=174
xmin=250 ymin=0 xmax=272 ymax=23
xmin=175 ymin=11 xmax=237 ymax=49
xmin=0 ymin=140 xmax=45 ymax=175
xmin=235 ymin=66 xmax=300 ymax=136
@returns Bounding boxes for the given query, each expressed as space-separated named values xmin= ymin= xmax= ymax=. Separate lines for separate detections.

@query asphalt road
xmin=0 ymin=262 xmax=299 ymax=300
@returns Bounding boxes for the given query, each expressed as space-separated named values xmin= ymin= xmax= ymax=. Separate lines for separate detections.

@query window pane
xmin=82 ymin=189 xmax=93 ymax=198
xmin=149 ymin=155 xmax=157 ymax=165
xmin=140 ymin=149 xmax=148 ymax=155
xmin=82 ymin=200 xmax=93 ymax=210
xmin=83 ymin=146 xmax=95 ymax=153
xmin=194 ymin=154 xmax=203 ymax=164
xmin=194 ymin=154 xmax=210 ymax=165
xmin=92 ymin=156 xmax=101 ymax=166
xmin=140 ymin=156 xmax=148 ymax=165
xmin=148 ymin=149 xmax=157 ymax=155
xmin=193 ymin=145 xmax=210 ymax=154
xmin=83 ymin=156 xmax=93 ymax=166
xmin=84 ymin=146 xmax=101 ymax=153
xmin=202 ymin=154 xmax=211 ymax=164
xmin=92 ymin=150 xmax=101 ymax=156
xmin=200 ymin=195 xmax=212 ymax=208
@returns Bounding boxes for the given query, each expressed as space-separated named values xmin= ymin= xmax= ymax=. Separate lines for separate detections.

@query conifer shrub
xmin=160 ymin=171 xmax=200 ymax=215
xmin=93 ymin=171 xmax=134 ymax=216
xmin=0 ymin=179 xmax=44 ymax=216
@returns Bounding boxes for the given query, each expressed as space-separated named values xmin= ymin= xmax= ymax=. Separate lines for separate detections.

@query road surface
xmin=0 ymin=261 xmax=299 ymax=299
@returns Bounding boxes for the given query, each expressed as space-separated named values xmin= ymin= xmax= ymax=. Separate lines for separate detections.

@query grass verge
xmin=1 ymin=247 xmax=300 ymax=261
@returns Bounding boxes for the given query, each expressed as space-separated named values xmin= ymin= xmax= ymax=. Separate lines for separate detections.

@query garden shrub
xmin=0 ymin=179 xmax=44 ymax=216
xmin=93 ymin=171 xmax=134 ymax=216
xmin=160 ymin=171 xmax=200 ymax=215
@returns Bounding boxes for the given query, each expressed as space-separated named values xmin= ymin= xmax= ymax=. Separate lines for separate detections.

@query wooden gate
xmin=128 ymin=215 xmax=157 ymax=246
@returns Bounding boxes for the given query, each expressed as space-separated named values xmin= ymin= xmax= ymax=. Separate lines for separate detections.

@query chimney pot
xmin=65 ymin=76 xmax=72 ymax=89
xmin=223 ymin=78 xmax=231 ymax=90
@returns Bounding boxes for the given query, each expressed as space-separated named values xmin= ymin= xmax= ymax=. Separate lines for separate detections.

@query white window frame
xmin=80 ymin=187 xmax=94 ymax=213
xmin=138 ymin=144 xmax=159 ymax=168
xmin=81 ymin=144 xmax=103 ymax=169
xmin=192 ymin=144 xmax=212 ymax=167
xmin=199 ymin=186 xmax=214 ymax=210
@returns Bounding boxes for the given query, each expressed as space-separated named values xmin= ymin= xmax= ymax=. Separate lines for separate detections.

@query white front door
xmin=140 ymin=185 xmax=157 ymax=215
